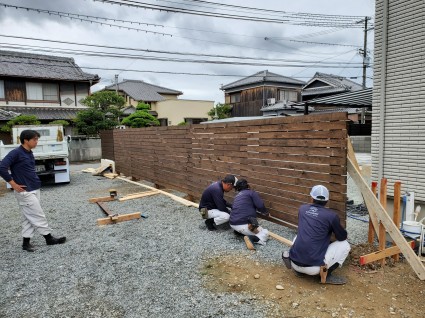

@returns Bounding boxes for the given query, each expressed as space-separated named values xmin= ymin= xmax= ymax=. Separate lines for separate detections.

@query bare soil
xmin=202 ymin=247 xmax=425 ymax=318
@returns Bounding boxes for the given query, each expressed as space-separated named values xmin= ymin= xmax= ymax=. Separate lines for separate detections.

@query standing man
xmin=199 ymin=174 xmax=237 ymax=231
xmin=0 ymin=130 xmax=66 ymax=252
xmin=229 ymin=178 xmax=269 ymax=250
xmin=283 ymin=185 xmax=351 ymax=284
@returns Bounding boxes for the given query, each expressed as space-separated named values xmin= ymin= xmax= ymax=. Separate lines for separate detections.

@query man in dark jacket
xmin=230 ymin=179 xmax=269 ymax=250
xmin=284 ymin=185 xmax=350 ymax=284
xmin=0 ymin=130 xmax=66 ymax=252
xmin=199 ymin=174 xmax=237 ymax=231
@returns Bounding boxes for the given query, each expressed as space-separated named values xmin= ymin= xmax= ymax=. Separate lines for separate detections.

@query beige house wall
xmin=154 ymin=99 xmax=213 ymax=125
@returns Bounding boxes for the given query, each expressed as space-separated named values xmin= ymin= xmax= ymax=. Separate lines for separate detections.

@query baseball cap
xmin=310 ymin=185 xmax=329 ymax=201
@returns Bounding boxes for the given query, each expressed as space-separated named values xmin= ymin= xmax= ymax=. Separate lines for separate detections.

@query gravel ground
xmin=0 ymin=159 xmax=370 ymax=318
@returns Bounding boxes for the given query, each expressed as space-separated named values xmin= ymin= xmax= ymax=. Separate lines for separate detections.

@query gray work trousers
xmin=14 ymin=190 xmax=51 ymax=238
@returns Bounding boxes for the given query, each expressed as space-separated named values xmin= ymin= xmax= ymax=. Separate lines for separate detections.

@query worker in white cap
xmin=282 ymin=185 xmax=351 ymax=284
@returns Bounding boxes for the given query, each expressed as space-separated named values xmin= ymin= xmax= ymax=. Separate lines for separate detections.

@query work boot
xmin=22 ymin=237 xmax=35 ymax=252
xmin=44 ymin=234 xmax=66 ymax=245
xmin=282 ymin=251 xmax=292 ymax=269
xmin=205 ymin=218 xmax=216 ymax=231
xmin=200 ymin=207 xmax=208 ymax=219
xmin=293 ymin=269 xmax=307 ymax=278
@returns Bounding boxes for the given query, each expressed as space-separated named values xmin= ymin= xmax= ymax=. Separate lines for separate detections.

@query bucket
xmin=401 ymin=221 xmax=422 ymax=238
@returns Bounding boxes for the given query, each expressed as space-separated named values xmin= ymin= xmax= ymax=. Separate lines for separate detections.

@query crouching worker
xmin=229 ymin=179 xmax=269 ymax=250
xmin=282 ymin=185 xmax=351 ymax=285
xmin=0 ymin=130 xmax=66 ymax=252
xmin=199 ymin=174 xmax=237 ymax=231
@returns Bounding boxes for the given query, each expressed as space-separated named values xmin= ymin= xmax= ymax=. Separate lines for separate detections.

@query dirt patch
xmin=202 ymin=249 xmax=425 ymax=318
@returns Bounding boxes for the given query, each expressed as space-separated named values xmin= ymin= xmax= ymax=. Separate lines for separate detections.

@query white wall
xmin=372 ymin=0 xmax=425 ymax=201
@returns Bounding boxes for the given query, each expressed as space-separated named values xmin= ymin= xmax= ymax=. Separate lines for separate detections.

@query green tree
xmin=75 ymin=91 xmax=126 ymax=135
xmin=208 ymin=103 xmax=232 ymax=119
xmin=136 ymin=102 xmax=151 ymax=111
xmin=80 ymin=91 xmax=125 ymax=111
xmin=49 ymin=120 xmax=70 ymax=126
xmin=121 ymin=111 xmax=160 ymax=128
xmin=1 ymin=115 xmax=41 ymax=132
xmin=74 ymin=108 xmax=117 ymax=136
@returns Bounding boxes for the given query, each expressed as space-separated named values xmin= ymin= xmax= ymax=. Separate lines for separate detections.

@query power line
xmin=0 ymin=35 xmax=365 ymax=66
xmin=93 ymin=0 xmax=370 ymax=27
xmin=0 ymin=58 xmax=371 ymax=80
xmin=0 ymin=45 xmax=365 ymax=68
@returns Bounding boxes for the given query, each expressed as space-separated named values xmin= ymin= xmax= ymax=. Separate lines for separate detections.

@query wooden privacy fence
xmin=100 ymin=112 xmax=348 ymax=228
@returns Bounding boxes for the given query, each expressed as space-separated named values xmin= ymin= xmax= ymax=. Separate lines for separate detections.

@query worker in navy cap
xmin=198 ymin=174 xmax=237 ymax=231
xmin=282 ymin=185 xmax=351 ymax=284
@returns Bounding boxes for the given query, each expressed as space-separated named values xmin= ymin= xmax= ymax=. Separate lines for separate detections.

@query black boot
xmin=44 ymin=233 xmax=66 ymax=245
xmin=22 ymin=237 xmax=35 ymax=252
xmin=205 ymin=218 xmax=216 ymax=231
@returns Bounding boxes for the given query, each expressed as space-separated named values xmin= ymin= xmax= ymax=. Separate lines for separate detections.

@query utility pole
xmin=362 ymin=17 xmax=370 ymax=89
xmin=115 ymin=74 xmax=119 ymax=93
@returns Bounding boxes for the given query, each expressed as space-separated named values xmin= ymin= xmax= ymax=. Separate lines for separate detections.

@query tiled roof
xmin=0 ymin=107 xmax=83 ymax=120
xmin=221 ymin=70 xmax=305 ymax=91
xmin=305 ymin=88 xmax=372 ymax=107
xmin=0 ymin=108 xmax=20 ymax=120
xmin=104 ymin=80 xmax=182 ymax=102
xmin=0 ymin=50 xmax=99 ymax=83
xmin=302 ymin=72 xmax=363 ymax=96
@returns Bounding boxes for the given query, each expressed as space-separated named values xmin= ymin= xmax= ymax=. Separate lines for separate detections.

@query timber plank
xmin=97 ymin=212 xmax=142 ymax=226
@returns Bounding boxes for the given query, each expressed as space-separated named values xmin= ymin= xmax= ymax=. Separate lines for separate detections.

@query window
xmin=0 ymin=80 xmax=4 ymax=99
xmin=230 ymin=93 xmax=241 ymax=103
xmin=26 ymin=82 xmax=59 ymax=101
xmin=278 ymin=90 xmax=298 ymax=102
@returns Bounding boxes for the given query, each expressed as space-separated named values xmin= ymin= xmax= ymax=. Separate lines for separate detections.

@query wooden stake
xmin=379 ymin=178 xmax=387 ymax=266
xmin=368 ymin=181 xmax=378 ymax=243
xmin=393 ymin=181 xmax=402 ymax=261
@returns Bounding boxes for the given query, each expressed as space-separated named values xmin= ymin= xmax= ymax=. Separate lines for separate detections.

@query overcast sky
xmin=0 ymin=0 xmax=375 ymax=103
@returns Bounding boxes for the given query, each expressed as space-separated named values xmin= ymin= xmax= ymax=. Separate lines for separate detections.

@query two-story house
xmin=0 ymin=50 xmax=100 ymax=133
xmin=220 ymin=70 xmax=305 ymax=117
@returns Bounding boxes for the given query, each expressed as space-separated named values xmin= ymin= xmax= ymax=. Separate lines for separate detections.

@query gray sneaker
xmin=200 ymin=208 xmax=208 ymax=219
xmin=324 ymin=274 xmax=347 ymax=285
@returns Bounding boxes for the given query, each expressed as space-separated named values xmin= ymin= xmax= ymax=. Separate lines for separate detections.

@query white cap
xmin=310 ymin=185 xmax=329 ymax=201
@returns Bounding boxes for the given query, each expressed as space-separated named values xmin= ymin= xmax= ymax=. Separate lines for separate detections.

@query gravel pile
xmin=0 ymin=163 xmax=369 ymax=318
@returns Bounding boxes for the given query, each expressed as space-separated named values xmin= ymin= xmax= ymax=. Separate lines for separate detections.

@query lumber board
xmin=359 ymin=241 xmax=416 ymax=265
xmin=118 ymin=190 xmax=160 ymax=201
xmin=116 ymin=177 xmax=199 ymax=208
xmin=268 ymin=231 xmax=294 ymax=246
xmin=97 ymin=212 xmax=141 ymax=226
xmin=89 ymin=196 xmax=115 ymax=203
xmin=347 ymin=157 xmax=425 ymax=280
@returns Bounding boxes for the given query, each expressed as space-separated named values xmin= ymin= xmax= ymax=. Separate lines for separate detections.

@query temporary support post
xmin=347 ymin=157 xmax=425 ymax=280
xmin=393 ymin=181 xmax=402 ymax=261
xmin=368 ymin=181 xmax=378 ymax=243
xmin=379 ymin=178 xmax=387 ymax=266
